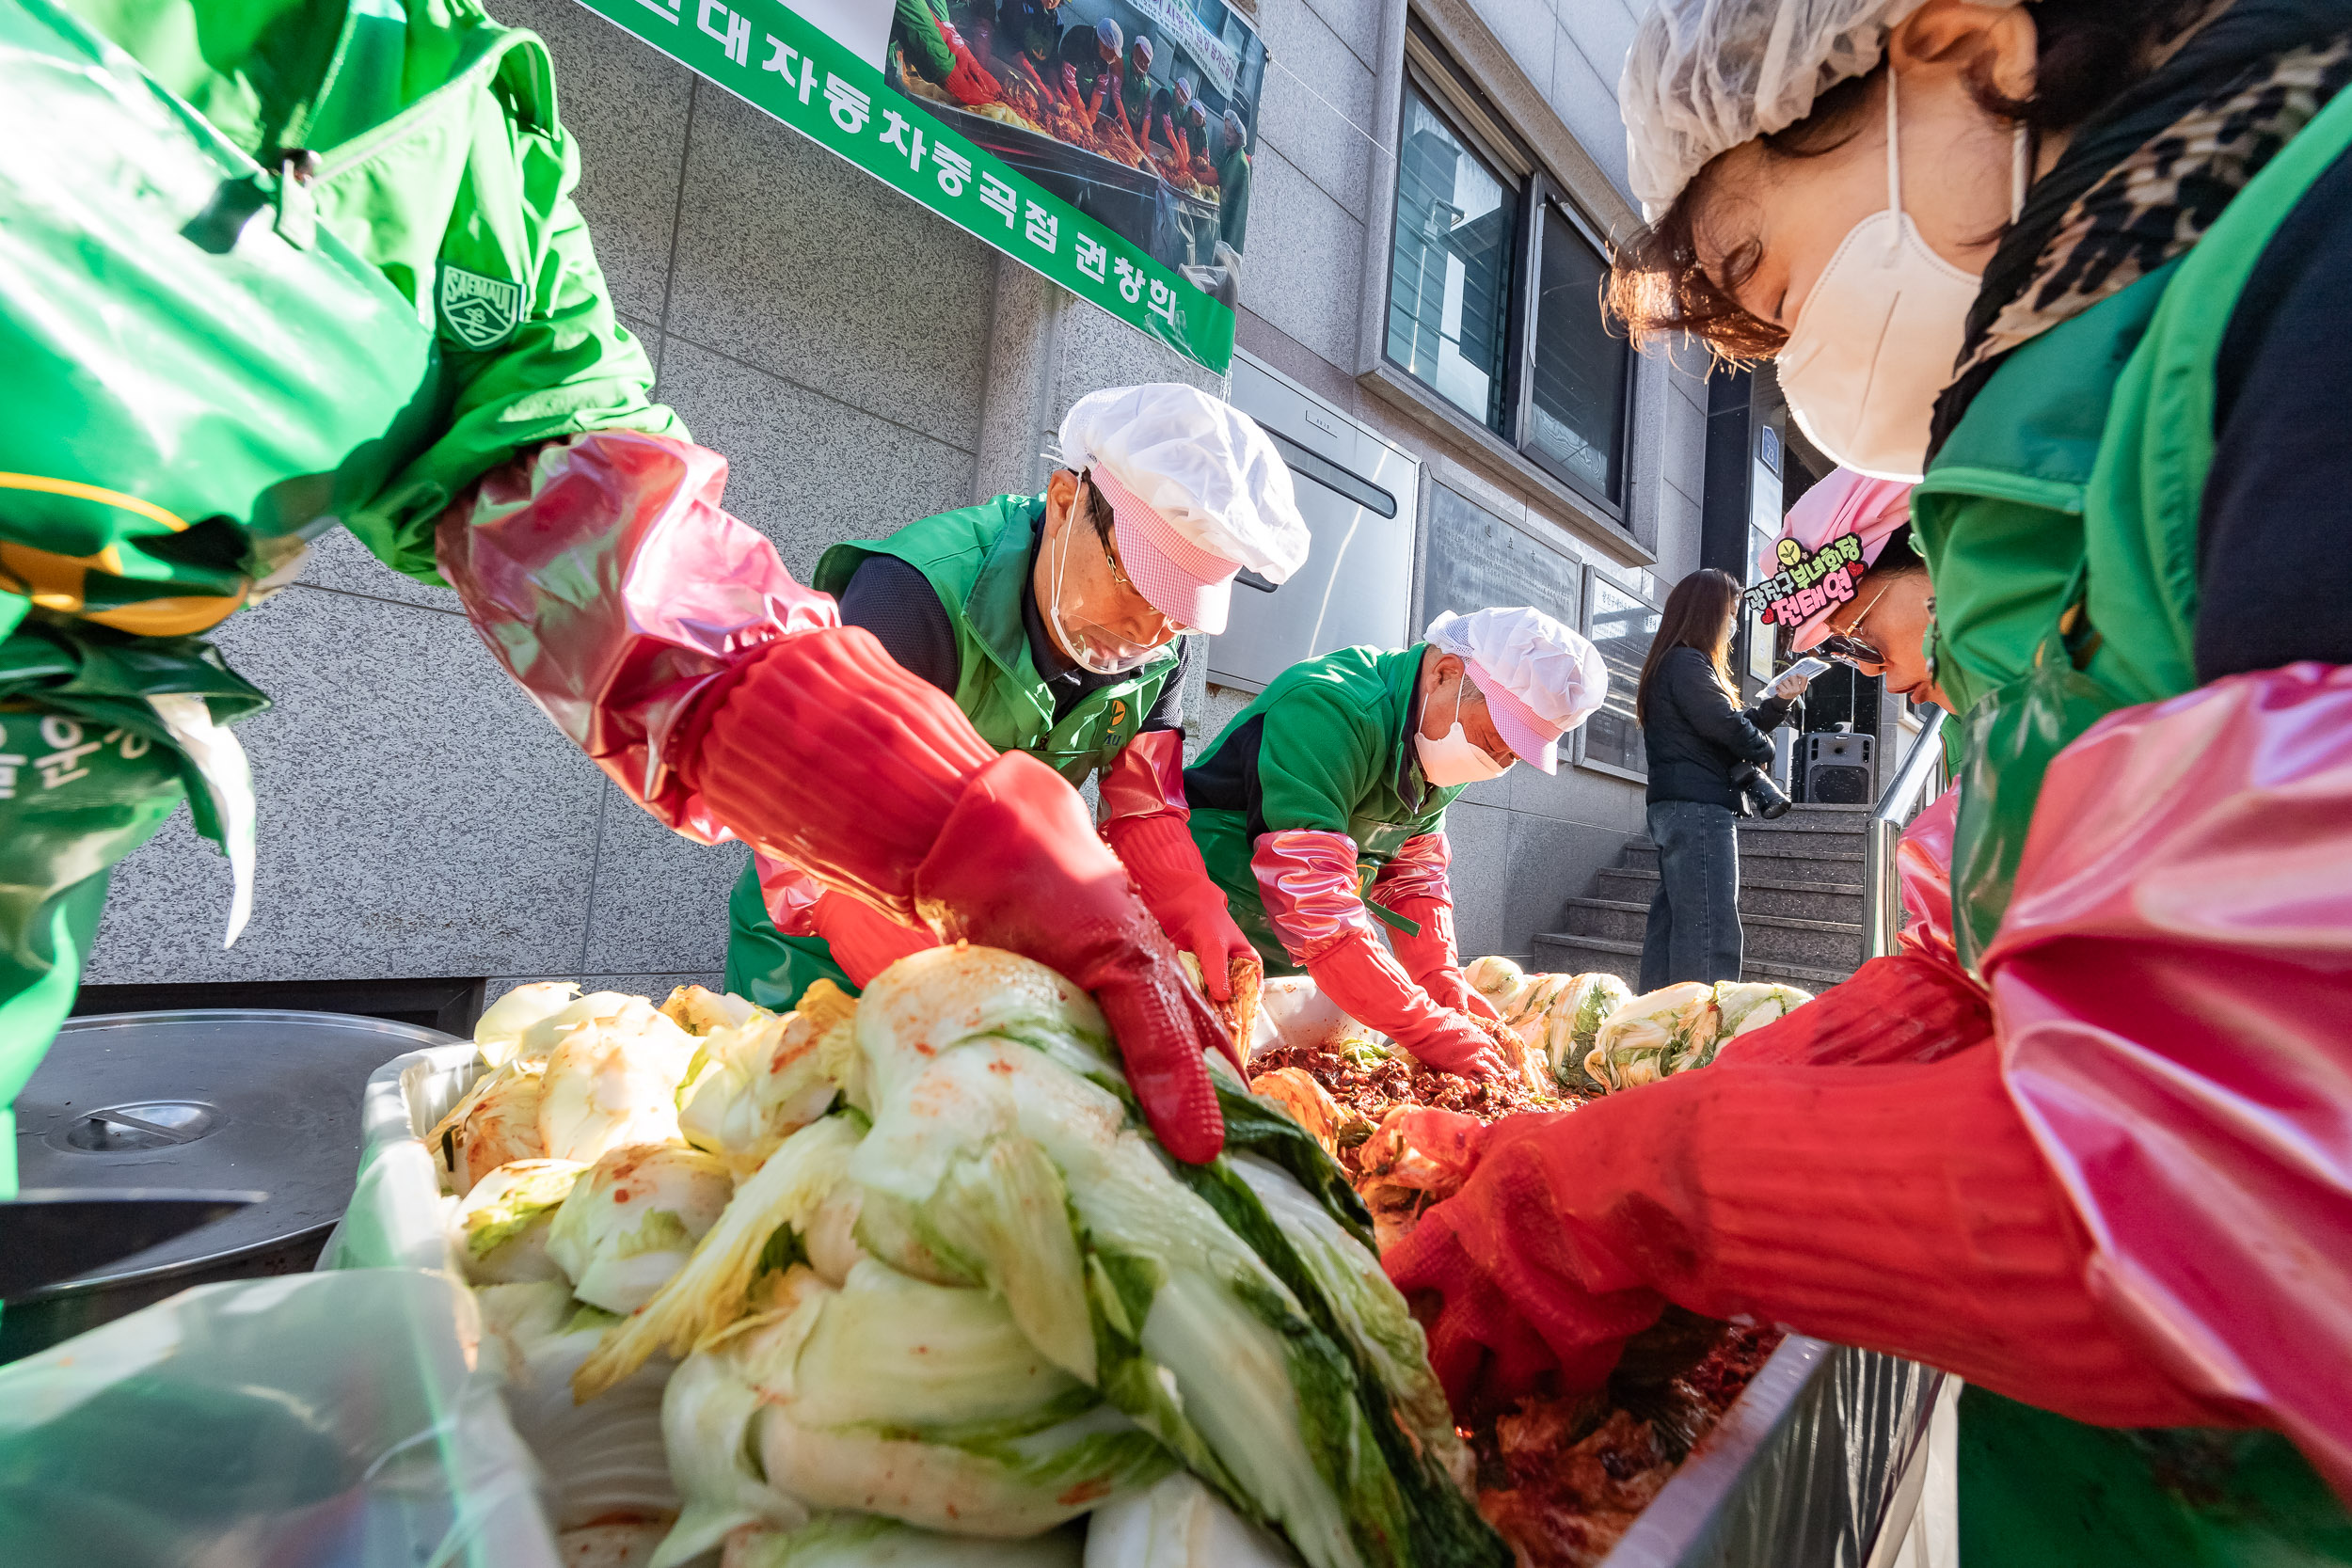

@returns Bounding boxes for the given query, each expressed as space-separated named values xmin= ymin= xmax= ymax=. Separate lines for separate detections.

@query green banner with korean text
xmin=568 ymin=0 xmax=1268 ymax=373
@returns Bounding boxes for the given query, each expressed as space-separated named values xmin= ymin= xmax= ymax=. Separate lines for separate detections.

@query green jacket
xmin=1915 ymin=84 xmax=2352 ymax=975
xmin=0 ymin=0 xmax=676 ymax=1192
xmin=5 ymin=0 xmax=678 ymax=656
xmin=1912 ymin=82 xmax=2352 ymax=1568
xmin=726 ymin=498 xmax=1180 ymax=1010
xmin=891 ymin=0 xmax=955 ymax=85
xmin=1185 ymin=644 xmax=1461 ymax=974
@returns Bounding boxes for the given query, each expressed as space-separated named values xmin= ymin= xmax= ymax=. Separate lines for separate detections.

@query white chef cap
xmin=1059 ymin=384 xmax=1310 ymax=636
xmin=1620 ymin=0 xmax=2023 ymax=219
xmin=1424 ymin=608 xmax=1608 ymax=774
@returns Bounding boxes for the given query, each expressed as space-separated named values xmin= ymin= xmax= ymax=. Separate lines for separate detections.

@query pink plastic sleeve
xmin=437 ymin=432 xmax=836 ymax=845
xmin=755 ymin=852 xmax=824 ymax=937
xmin=1367 ymin=831 xmax=1452 ymax=909
xmin=1983 ymin=662 xmax=2352 ymax=1495
xmin=1896 ymin=787 xmax=1961 ymax=966
xmin=1249 ymin=828 xmax=1376 ymax=966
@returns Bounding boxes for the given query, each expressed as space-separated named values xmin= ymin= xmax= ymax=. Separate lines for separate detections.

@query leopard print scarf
xmin=1928 ymin=0 xmax=2352 ymax=455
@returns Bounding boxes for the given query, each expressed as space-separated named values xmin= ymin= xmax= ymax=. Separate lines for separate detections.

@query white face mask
xmin=1414 ymin=686 xmax=1512 ymax=786
xmin=1777 ymin=72 xmax=2026 ymax=483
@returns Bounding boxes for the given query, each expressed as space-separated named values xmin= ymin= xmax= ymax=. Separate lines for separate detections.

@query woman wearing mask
xmin=1631 ymin=570 xmax=1803 ymax=990
xmin=1184 ymin=609 xmax=1607 ymax=1080
xmin=1389 ymin=0 xmax=2352 ymax=1559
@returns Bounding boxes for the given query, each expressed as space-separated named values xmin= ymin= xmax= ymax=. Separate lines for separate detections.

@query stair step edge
xmin=1561 ymin=898 xmax=1862 ymax=935
xmin=1530 ymin=934 xmax=1854 ymax=987
xmin=1597 ymin=867 xmax=1866 ymax=895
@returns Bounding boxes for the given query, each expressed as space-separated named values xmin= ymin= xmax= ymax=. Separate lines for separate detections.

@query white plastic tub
xmin=316 ymin=1041 xmax=481 ymax=1276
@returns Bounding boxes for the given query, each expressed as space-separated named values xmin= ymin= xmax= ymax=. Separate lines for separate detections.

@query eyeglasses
xmin=1815 ymin=582 xmax=1892 ymax=668
xmin=1081 ymin=480 xmax=1195 ymax=638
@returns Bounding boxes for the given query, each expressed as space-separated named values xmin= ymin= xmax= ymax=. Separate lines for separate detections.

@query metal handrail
xmin=1862 ymin=709 xmax=1947 ymax=961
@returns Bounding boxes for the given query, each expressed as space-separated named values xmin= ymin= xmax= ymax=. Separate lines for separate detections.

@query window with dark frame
xmin=1386 ymin=84 xmax=1514 ymax=432
xmin=1527 ymin=204 xmax=1631 ymax=503
xmin=1580 ymin=567 xmax=1661 ymax=780
xmin=1383 ymin=31 xmax=1637 ymax=516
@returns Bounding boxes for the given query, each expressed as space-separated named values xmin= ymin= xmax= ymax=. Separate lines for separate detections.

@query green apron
xmin=1186 ymin=644 xmax=1461 ymax=975
xmin=723 ymin=497 xmax=1179 ymax=1007
xmin=0 ymin=0 xmax=676 ymax=1191
xmin=1913 ymin=85 xmax=2352 ymax=1566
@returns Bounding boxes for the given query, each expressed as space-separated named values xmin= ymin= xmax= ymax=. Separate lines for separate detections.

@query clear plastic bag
xmin=0 ymin=1268 xmax=558 ymax=1568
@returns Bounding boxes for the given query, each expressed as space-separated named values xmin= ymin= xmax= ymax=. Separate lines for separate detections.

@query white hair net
xmin=1619 ymin=0 xmax=2021 ymax=219
xmin=1424 ymin=607 xmax=1608 ymax=771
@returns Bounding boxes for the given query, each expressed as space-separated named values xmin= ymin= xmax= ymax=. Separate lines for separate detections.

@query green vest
xmin=1187 ymin=644 xmax=1462 ymax=975
xmin=1915 ymin=82 xmax=2352 ymax=973
xmin=726 ymin=499 xmax=1179 ymax=1007
xmin=812 ymin=496 xmax=1178 ymax=785
xmin=1912 ymin=84 xmax=2352 ymax=1568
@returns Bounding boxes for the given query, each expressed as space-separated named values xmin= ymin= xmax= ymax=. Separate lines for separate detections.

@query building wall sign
xmin=571 ymin=0 xmax=1260 ymax=372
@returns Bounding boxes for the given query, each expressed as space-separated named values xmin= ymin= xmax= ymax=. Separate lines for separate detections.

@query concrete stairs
xmin=1532 ymin=804 xmax=1869 ymax=991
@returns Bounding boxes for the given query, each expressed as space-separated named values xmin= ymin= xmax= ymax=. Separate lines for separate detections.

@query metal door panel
xmin=1211 ymin=355 xmax=1422 ymax=690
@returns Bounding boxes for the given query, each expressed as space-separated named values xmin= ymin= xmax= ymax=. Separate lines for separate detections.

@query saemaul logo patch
xmin=437 ymin=264 xmax=525 ymax=349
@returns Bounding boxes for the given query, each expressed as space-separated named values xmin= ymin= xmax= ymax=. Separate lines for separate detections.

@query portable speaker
xmin=1803 ymin=727 xmax=1875 ymax=805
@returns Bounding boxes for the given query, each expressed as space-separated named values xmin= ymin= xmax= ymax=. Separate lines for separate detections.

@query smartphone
xmin=1772 ymin=657 xmax=1831 ymax=694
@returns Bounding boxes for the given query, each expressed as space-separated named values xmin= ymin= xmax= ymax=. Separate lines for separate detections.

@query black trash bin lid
xmin=10 ymin=1010 xmax=457 ymax=1300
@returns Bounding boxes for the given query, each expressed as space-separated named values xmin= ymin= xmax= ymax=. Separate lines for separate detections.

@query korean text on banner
xmin=575 ymin=0 xmax=1238 ymax=372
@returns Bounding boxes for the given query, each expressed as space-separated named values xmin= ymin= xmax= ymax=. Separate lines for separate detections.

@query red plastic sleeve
xmin=1367 ymin=831 xmax=1451 ymax=908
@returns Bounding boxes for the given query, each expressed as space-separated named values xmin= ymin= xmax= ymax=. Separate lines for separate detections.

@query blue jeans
xmin=1640 ymin=800 xmax=1742 ymax=990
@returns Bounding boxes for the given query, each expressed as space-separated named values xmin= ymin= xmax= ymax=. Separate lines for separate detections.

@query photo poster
xmin=570 ymin=0 xmax=1267 ymax=372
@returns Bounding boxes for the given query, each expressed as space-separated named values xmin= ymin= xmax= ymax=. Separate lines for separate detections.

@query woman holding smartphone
xmin=1630 ymin=569 xmax=1806 ymax=989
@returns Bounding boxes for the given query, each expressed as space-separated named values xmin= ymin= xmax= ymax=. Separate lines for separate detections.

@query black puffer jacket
xmin=1641 ymin=647 xmax=1791 ymax=810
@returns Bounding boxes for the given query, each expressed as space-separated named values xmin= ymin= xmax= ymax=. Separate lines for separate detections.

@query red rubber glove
xmin=1312 ymin=934 xmax=1510 ymax=1079
xmin=691 ymin=656 xmax=1232 ymax=1161
xmin=930 ymin=17 xmax=1000 ymax=105
xmin=1386 ymin=1033 xmax=2217 ymax=1432
xmin=1250 ymin=830 xmax=1507 ymax=1079
xmin=914 ymin=752 xmax=1240 ymax=1161
xmin=1711 ymin=953 xmax=1989 ymax=1071
xmin=944 ymin=43 xmax=1000 ymax=106
xmin=1109 ymin=815 xmax=1258 ymax=1002
xmin=811 ymin=888 xmax=937 ymax=988
xmin=1369 ymin=833 xmax=1502 ymax=1023
xmin=1057 ymin=61 xmax=1088 ymax=115
xmin=1098 ymin=732 xmax=1257 ymax=1005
